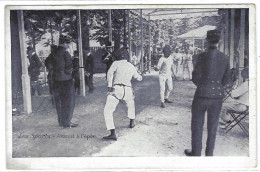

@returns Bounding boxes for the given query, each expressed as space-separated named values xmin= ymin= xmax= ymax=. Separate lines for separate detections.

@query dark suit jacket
xmin=85 ymin=54 xmax=94 ymax=73
xmin=28 ymin=53 xmax=42 ymax=81
xmin=51 ymin=46 xmax=73 ymax=81
xmin=192 ymin=47 xmax=231 ymax=99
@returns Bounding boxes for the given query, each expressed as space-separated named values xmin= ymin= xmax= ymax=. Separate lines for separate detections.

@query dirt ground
xmin=12 ymin=73 xmax=249 ymax=157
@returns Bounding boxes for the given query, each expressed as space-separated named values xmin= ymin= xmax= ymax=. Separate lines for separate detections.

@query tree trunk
xmin=32 ymin=29 xmax=36 ymax=50
xmin=50 ymin=18 xmax=54 ymax=45
xmin=123 ymin=10 xmax=127 ymax=47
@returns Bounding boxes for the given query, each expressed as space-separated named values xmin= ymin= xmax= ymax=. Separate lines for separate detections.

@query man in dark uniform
xmin=102 ymin=42 xmax=115 ymax=77
xmin=84 ymin=49 xmax=95 ymax=93
xmin=72 ymin=50 xmax=80 ymax=95
xmin=27 ymin=46 xmax=42 ymax=96
xmin=184 ymin=30 xmax=231 ymax=156
xmin=45 ymin=45 xmax=57 ymax=105
xmin=46 ymin=35 xmax=78 ymax=128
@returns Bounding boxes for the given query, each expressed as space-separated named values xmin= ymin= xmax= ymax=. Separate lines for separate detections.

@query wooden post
xmin=202 ymin=39 xmax=205 ymax=51
xmin=17 ymin=10 xmax=32 ymax=114
xmin=123 ymin=10 xmax=127 ymax=48
xmin=108 ymin=10 xmax=112 ymax=43
xmin=192 ymin=38 xmax=195 ymax=55
xmin=128 ymin=10 xmax=132 ymax=62
xmin=224 ymin=9 xmax=229 ymax=56
xmin=77 ymin=10 xmax=86 ymax=96
xmin=148 ymin=15 xmax=151 ymax=73
xmin=238 ymin=9 xmax=245 ymax=84
xmin=230 ymin=9 xmax=235 ymax=68
xmin=220 ymin=26 xmax=225 ymax=52
xmin=140 ymin=9 xmax=143 ymax=73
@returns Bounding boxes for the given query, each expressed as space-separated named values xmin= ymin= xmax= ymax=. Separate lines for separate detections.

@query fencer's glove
xmin=108 ymin=87 xmax=114 ymax=92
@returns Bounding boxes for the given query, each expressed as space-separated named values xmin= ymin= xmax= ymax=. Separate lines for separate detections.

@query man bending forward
xmin=103 ymin=48 xmax=142 ymax=141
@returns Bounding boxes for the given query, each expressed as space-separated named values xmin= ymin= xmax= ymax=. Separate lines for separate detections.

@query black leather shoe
xmin=103 ymin=135 xmax=117 ymax=141
xmin=184 ymin=149 xmax=194 ymax=156
xmin=161 ymin=102 xmax=165 ymax=108
xmin=130 ymin=119 xmax=135 ymax=128
xmin=63 ymin=123 xmax=78 ymax=128
xmin=165 ymin=99 xmax=173 ymax=103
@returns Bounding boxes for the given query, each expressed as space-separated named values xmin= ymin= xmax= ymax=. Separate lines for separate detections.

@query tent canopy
xmin=177 ymin=25 xmax=217 ymax=39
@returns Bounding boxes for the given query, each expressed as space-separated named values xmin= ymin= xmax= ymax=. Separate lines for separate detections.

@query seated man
xmin=219 ymin=67 xmax=249 ymax=127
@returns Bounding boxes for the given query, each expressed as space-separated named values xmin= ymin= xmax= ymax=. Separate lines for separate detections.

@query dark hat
xmin=51 ymin=45 xmax=58 ymax=49
xmin=105 ymin=41 xmax=113 ymax=47
xmin=206 ymin=30 xmax=221 ymax=44
xmin=59 ymin=34 xmax=71 ymax=44
xmin=73 ymin=50 xmax=79 ymax=55
xmin=27 ymin=46 xmax=33 ymax=51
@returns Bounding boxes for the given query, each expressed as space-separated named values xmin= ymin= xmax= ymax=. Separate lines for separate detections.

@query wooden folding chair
xmin=34 ymin=82 xmax=54 ymax=113
xmin=223 ymin=80 xmax=238 ymax=102
xmin=224 ymin=106 xmax=249 ymax=137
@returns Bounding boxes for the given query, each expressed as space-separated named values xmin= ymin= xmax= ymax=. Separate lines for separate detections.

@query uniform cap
xmin=206 ymin=30 xmax=221 ymax=44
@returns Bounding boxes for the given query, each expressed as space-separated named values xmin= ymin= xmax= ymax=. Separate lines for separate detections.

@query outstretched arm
xmin=133 ymin=70 xmax=142 ymax=81
xmin=155 ymin=58 xmax=163 ymax=71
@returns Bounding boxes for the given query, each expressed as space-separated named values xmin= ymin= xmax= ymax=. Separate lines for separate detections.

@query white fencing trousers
xmin=159 ymin=74 xmax=173 ymax=103
xmin=104 ymin=85 xmax=135 ymax=130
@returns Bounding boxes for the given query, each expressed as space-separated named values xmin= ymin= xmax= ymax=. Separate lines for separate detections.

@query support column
xmin=224 ymin=9 xmax=230 ymax=56
xmin=128 ymin=10 xmax=132 ymax=62
xmin=140 ymin=9 xmax=143 ymax=73
xmin=148 ymin=15 xmax=151 ymax=73
xmin=108 ymin=10 xmax=112 ymax=43
xmin=77 ymin=10 xmax=86 ymax=96
xmin=220 ymin=26 xmax=225 ymax=52
xmin=202 ymin=39 xmax=205 ymax=51
xmin=17 ymin=10 xmax=32 ymax=114
xmin=192 ymin=38 xmax=195 ymax=55
xmin=230 ymin=9 xmax=235 ymax=68
xmin=238 ymin=9 xmax=245 ymax=84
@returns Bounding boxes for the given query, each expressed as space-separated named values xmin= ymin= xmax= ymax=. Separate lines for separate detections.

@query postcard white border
xmin=2 ymin=1 xmax=258 ymax=170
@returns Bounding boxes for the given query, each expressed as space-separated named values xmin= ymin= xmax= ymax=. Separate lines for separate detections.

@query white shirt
xmin=231 ymin=80 xmax=249 ymax=106
xmin=157 ymin=56 xmax=175 ymax=77
xmin=107 ymin=60 xmax=142 ymax=87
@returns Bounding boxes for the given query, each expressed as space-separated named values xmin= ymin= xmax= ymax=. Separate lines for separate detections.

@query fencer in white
xmin=103 ymin=57 xmax=142 ymax=140
xmin=156 ymin=45 xmax=175 ymax=108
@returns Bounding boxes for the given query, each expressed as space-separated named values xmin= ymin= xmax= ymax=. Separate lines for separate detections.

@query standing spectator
xmin=102 ymin=42 xmax=115 ymax=77
xmin=184 ymin=30 xmax=231 ymax=156
xmin=84 ymin=49 xmax=95 ymax=93
xmin=72 ymin=50 xmax=80 ymax=95
xmin=45 ymin=45 xmax=57 ymax=104
xmin=131 ymin=52 xmax=138 ymax=67
xmin=182 ymin=50 xmax=190 ymax=80
xmin=192 ymin=48 xmax=202 ymax=68
xmin=46 ymin=34 xmax=77 ymax=128
xmin=187 ymin=50 xmax=193 ymax=80
xmin=27 ymin=46 xmax=42 ymax=96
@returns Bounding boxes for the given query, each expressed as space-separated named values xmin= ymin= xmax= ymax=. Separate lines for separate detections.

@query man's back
xmin=107 ymin=60 xmax=142 ymax=87
xmin=192 ymin=47 xmax=231 ymax=99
